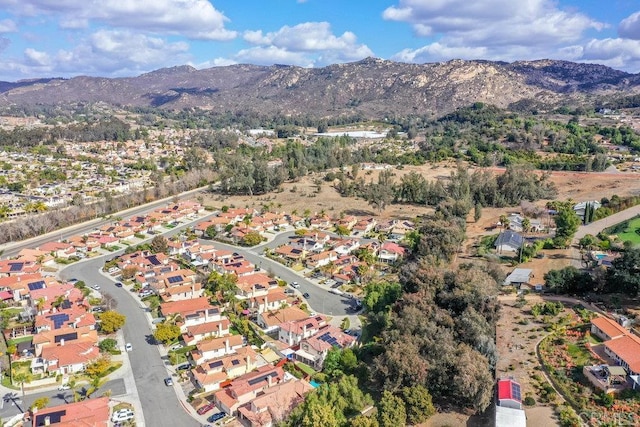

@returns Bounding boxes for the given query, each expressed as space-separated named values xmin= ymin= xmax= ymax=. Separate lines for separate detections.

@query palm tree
xmin=12 ymin=371 xmax=31 ymax=397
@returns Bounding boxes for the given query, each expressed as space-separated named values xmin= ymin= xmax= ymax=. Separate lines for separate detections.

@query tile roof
xmin=32 ymin=396 xmax=109 ymax=427
xmin=604 ymin=334 xmax=640 ymax=373
xmin=592 ymin=316 xmax=628 ymax=339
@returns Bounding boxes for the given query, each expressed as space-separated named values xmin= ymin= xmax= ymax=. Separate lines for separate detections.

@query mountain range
xmin=0 ymin=58 xmax=638 ymax=118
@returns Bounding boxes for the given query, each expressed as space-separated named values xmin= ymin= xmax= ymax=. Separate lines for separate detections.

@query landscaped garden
xmin=539 ymin=325 xmax=640 ymax=426
xmin=604 ymin=215 xmax=640 ymax=246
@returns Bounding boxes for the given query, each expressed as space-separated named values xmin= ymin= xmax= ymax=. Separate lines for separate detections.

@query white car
xmin=92 ymin=284 xmax=100 ymax=290
xmin=111 ymin=410 xmax=134 ymax=423
xmin=125 ymin=343 xmax=132 ymax=352
xmin=170 ymin=343 xmax=183 ymax=351
xmin=57 ymin=384 xmax=70 ymax=391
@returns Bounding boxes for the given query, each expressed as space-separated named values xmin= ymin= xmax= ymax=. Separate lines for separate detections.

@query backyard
xmin=604 ymin=215 xmax=640 ymax=245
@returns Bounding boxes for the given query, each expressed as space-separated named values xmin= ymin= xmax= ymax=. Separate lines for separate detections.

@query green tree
xmin=350 ymin=415 xmax=379 ymax=427
xmin=205 ymin=225 xmax=218 ymax=239
xmin=402 ymin=385 xmax=435 ymax=425
xmin=608 ymin=248 xmax=640 ymax=296
xmin=99 ymin=310 xmax=126 ymax=333
xmin=98 ymin=338 xmax=118 ymax=353
xmin=377 ymin=391 xmax=406 ymax=427
xmin=241 ymin=231 xmax=263 ymax=246
xmin=554 ymin=207 xmax=580 ymax=243
xmin=335 ymin=225 xmax=350 ymax=236
xmin=12 ymin=371 xmax=31 ymax=397
xmin=30 ymin=397 xmax=50 ymax=410
xmin=153 ymin=323 xmax=181 ymax=344
xmin=474 ymin=203 xmax=482 ymax=222
xmin=85 ymin=357 xmax=111 ymax=378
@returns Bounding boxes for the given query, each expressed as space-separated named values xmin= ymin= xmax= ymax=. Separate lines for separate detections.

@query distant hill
xmin=0 ymin=58 xmax=638 ymax=118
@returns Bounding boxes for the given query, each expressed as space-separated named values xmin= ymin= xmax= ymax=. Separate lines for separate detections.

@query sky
xmin=0 ymin=0 xmax=639 ymax=81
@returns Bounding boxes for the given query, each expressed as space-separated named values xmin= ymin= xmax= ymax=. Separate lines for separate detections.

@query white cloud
xmin=561 ymin=38 xmax=640 ymax=70
xmin=15 ymin=29 xmax=191 ymax=77
xmin=619 ymin=11 xmax=640 ymax=40
xmin=0 ymin=19 xmax=17 ymax=33
xmin=239 ymin=22 xmax=373 ymax=66
xmin=0 ymin=0 xmax=237 ymax=40
xmin=384 ymin=0 xmax=605 ymax=63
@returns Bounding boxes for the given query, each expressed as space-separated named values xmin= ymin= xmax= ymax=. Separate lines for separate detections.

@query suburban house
xmin=257 ymin=307 xmax=310 ymax=333
xmin=32 ymin=325 xmax=98 ymax=357
xmin=31 ymin=396 xmax=110 ymax=427
xmin=278 ymin=315 xmax=327 ymax=346
xmin=591 ymin=316 xmax=628 ymax=341
xmin=378 ymin=242 xmax=406 ymax=263
xmin=182 ymin=317 xmax=231 ymax=346
xmin=494 ymin=230 xmax=524 ymax=253
xmin=33 ymin=339 xmax=100 ymax=376
xmin=213 ymin=365 xmax=285 ymax=415
xmin=237 ymin=379 xmax=314 ymax=427
xmin=235 ymin=273 xmax=279 ymax=298
xmin=192 ymin=346 xmax=259 ymax=393
xmin=507 ymin=214 xmax=543 ymax=233
xmin=294 ymin=325 xmax=356 ymax=369
xmin=159 ymin=297 xmax=222 ymax=333
xmin=351 ymin=217 xmax=377 ymax=236
xmin=305 ymin=250 xmax=338 ymax=269
xmin=247 ymin=290 xmax=289 ymax=314
xmin=574 ymin=200 xmax=601 ymax=222
xmin=192 ymin=335 xmax=244 ymax=364
xmin=503 ymin=269 xmax=533 ymax=288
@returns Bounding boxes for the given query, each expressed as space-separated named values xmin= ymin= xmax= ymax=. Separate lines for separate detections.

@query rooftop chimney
xmin=59 ymin=338 xmax=65 ymax=346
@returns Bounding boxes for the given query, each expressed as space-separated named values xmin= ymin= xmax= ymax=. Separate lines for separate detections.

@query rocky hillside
xmin=0 ymin=58 xmax=638 ymax=118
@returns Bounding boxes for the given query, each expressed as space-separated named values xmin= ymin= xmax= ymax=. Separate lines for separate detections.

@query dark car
xmin=207 ymin=412 xmax=226 ymax=423
xmin=197 ymin=403 xmax=215 ymax=415
xmin=303 ymin=292 xmax=310 ymax=299
xmin=114 ymin=282 xmax=123 ymax=287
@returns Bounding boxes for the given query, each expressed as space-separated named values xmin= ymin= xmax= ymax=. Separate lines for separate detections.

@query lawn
xmin=7 ymin=336 xmax=33 ymax=346
xmin=606 ymin=216 xmax=640 ymax=245
xmin=295 ymin=362 xmax=316 ymax=376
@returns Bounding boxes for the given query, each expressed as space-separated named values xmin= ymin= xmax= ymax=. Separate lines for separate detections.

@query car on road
xmin=197 ymin=403 xmax=216 ymax=415
xmin=91 ymin=284 xmax=100 ymax=290
xmin=329 ymin=289 xmax=343 ymax=295
xmin=114 ymin=282 xmax=123 ymax=287
xmin=303 ymin=292 xmax=310 ymax=299
xmin=111 ymin=410 xmax=134 ymax=423
xmin=290 ymin=281 xmax=300 ymax=288
xmin=57 ymin=383 xmax=70 ymax=391
xmin=164 ymin=377 xmax=174 ymax=386
xmin=125 ymin=343 xmax=132 ymax=352
xmin=284 ymin=288 xmax=294 ymax=294
xmin=207 ymin=412 xmax=226 ymax=423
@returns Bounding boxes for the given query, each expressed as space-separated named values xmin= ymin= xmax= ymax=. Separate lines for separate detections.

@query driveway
xmin=575 ymin=204 xmax=640 ymax=240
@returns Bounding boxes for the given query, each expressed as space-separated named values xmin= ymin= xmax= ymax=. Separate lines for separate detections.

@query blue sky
xmin=0 ymin=0 xmax=639 ymax=81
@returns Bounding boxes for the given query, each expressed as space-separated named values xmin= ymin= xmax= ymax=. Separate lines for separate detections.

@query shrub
xmin=523 ymin=396 xmax=536 ymax=406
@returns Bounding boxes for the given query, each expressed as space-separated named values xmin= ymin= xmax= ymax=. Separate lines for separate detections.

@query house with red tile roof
xmin=591 ymin=316 xmax=628 ymax=341
xmin=161 ymin=282 xmax=203 ymax=302
xmin=159 ymin=297 xmax=222 ymax=332
xmin=378 ymin=241 xmax=406 ymax=263
xmin=182 ymin=317 xmax=230 ymax=346
xmin=237 ymin=379 xmax=314 ymax=427
xmin=192 ymin=335 xmax=245 ymax=364
xmin=352 ymin=217 xmax=377 ymax=236
xmin=305 ymin=250 xmax=338 ymax=269
xmin=15 ymin=248 xmax=55 ymax=266
xmin=32 ymin=325 xmax=98 ymax=357
xmin=235 ymin=273 xmax=279 ymax=298
xmin=35 ymin=307 xmax=96 ymax=334
xmin=35 ymin=339 xmax=101 ymax=376
xmin=192 ymin=346 xmax=259 ymax=393
xmin=0 ymin=260 xmax=40 ymax=277
xmin=213 ymin=365 xmax=285 ymax=415
xmin=294 ymin=325 xmax=356 ymax=369
xmin=257 ymin=306 xmax=309 ymax=332
xmin=31 ymin=396 xmax=109 ymax=427
xmin=278 ymin=315 xmax=327 ymax=346
xmin=247 ymin=290 xmax=289 ymax=314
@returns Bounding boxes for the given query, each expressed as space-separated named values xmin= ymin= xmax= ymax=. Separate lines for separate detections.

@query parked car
xmin=176 ymin=363 xmax=191 ymax=371
xmin=164 ymin=377 xmax=174 ymax=386
xmin=114 ymin=282 xmax=123 ymax=287
xmin=303 ymin=292 xmax=310 ymax=299
xmin=290 ymin=281 xmax=300 ymax=288
xmin=170 ymin=343 xmax=184 ymax=351
xmin=57 ymin=383 xmax=70 ymax=391
xmin=197 ymin=403 xmax=216 ymax=415
xmin=125 ymin=343 xmax=132 ymax=352
xmin=207 ymin=412 xmax=226 ymax=423
xmin=111 ymin=410 xmax=134 ymax=423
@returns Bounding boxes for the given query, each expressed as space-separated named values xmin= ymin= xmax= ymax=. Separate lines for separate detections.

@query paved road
xmin=205 ymin=238 xmax=353 ymax=316
xmin=575 ymin=204 xmax=640 ymax=240
xmin=0 ymin=186 xmax=209 ymax=259
xmin=62 ymin=255 xmax=199 ymax=427
xmin=0 ymin=378 xmax=125 ymax=420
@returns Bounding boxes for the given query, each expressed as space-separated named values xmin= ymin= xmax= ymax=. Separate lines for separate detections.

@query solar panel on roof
xmin=55 ymin=332 xmax=77 ymax=343
xmin=511 ymin=382 xmax=522 ymax=401
xmin=167 ymin=276 xmax=183 ymax=284
xmin=9 ymin=262 xmax=24 ymax=271
xmin=61 ymin=300 xmax=72 ymax=309
xmin=35 ymin=410 xmax=66 ymax=426
xmin=49 ymin=313 xmax=69 ymax=329
xmin=147 ymin=255 xmax=161 ymax=266
xmin=27 ymin=281 xmax=45 ymax=291
xmin=209 ymin=360 xmax=223 ymax=369
xmin=231 ymin=359 xmax=240 ymax=366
